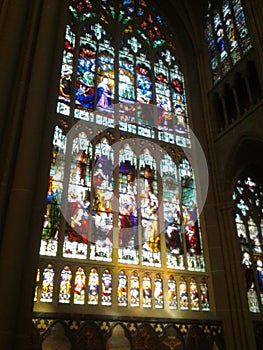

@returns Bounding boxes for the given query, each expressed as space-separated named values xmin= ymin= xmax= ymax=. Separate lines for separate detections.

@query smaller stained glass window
xmin=59 ymin=266 xmax=72 ymax=304
xmin=88 ymin=268 xmax=99 ymax=305
xmin=101 ymin=268 xmax=112 ymax=306
xmin=168 ymin=275 xmax=178 ymax=310
xmin=118 ymin=270 xmax=128 ymax=306
xmin=179 ymin=276 xmax=188 ymax=310
xmin=74 ymin=267 xmax=86 ymax=304
xmin=189 ymin=277 xmax=199 ymax=311
xmin=233 ymin=175 xmax=262 ymax=313
xmin=200 ymin=278 xmax=210 ymax=311
xmin=40 ymin=264 xmax=55 ymax=303
xmin=34 ymin=268 xmax=40 ymax=302
xmin=154 ymin=274 xmax=164 ymax=309
xmin=130 ymin=271 xmax=140 ymax=307
xmin=205 ymin=0 xmax=252 ymax=83
xmin=142 ymin=273 xmax=152 ymax=308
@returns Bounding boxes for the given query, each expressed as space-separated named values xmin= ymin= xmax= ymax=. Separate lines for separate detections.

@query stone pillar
xmin=232 ymin=86 xmax=241 ymax=117
xmin=243 ymin=74 xmax=254 ymax=107
xmin=0 ymin=1 xmax=68 ymax=349
xmin=220 ymin=95 xmax=229 ymax=128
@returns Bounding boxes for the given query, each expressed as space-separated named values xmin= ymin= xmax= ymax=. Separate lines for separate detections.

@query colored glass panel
xmin=136 ymin=55 xmax=152 ymax=106
xmin=205 ymin=19 xmax=220 ymax=83
xmin=119 ymin=48 xmax=135 ymax=102
xmin=74 ymin=267 xmax=86 ymax=304
xmin=214 ymin=11 xmax=230 ymax=74
xmin=118 ymin=270 xmax=128 ymax=306
xmin=130 ymin=271 xmax=140 ymax=307
xmin=222 ymin=0 xmax=240 ymax=64
xmin=75 ymin=34 xmax=97 ymax=113
xmin=40 ymin=126 xmax=66 ymax=257
xmin=154 ymin=61 xmax=171 ymax=112
xmin=232 ymin=0 xmax=252 ymax=53
xmin=189 ymin=277 xmax=200 ymax=311
xmin=154 ymin=274 xmax=164 ymax=308
xmin=90 ymin=138 xmax=114 ymax=261
xmin=69 ymin=0 xmax=95 ymax=21
xmin=40 ymin=264 xmax=55 ymax=303
xmin=118 ymin=144 xmax=138 ymax=264
xmin=233 ymin=175 xmax=263 ymax=312
xmin=161 ymin=153 xmax=184 ymax=269
xmin=170 ymin=67 xmax=190 ymax=148
xmin=200 ymin=278 xmax=210 ymax=311
xmin=63 ymin=132 xmax=92 ymax=259
xmin=168 ymin=276 xmax=178 ymax=310
xmin=140 ymin=149 xmax=160 ymax=266
xmin=179 ymin=277 xmax=188 ymax=310
xmin=142 ymin=273 xmax=152 ymax=308
xmin=179 ymin=159 xmax=205 ymax=272
xmin=34 ymin=268 xmax=40 ymax=302
xmin=101 ymin=268 xmax=112 ymax=306
xmin=57 ymin=25 xmax=75 ymax=116
xmin=59 ymin=266 xmax=72 ymax=304
xmin=88 ymin=268 xmax=99 ymax=305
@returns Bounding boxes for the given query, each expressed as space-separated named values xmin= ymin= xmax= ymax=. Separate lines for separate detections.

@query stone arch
xmin=221 ymin=137 xmax=263 ymax=204
xmin=41 ymin=321 xmax=71 ymax=350
xmin=74 ymin=321 xmax=105 ymax=350
xmin=133 ymin=323 xmax=159 ymax=350
xmin=185 ymin=325 xmax=209 ymax=350
xmin=106 ymin=323 xmax=131 ymax=350
xmin=161 ymin=325 xmax=184 ymax=350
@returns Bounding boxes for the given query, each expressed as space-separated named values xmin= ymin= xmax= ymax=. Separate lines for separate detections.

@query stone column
xmin=0 ymin=1 xmax=68 ymax=349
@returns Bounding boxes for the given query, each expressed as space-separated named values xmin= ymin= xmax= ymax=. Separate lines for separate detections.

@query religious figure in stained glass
xmin=233 ymin=174 xmax=263 ymax=312
xmin=59 ymin=266 xmax=72 ymax=304
xmin=118 ymin=270 xmax=128 ymax=306
xmin=74 ymin=267 xmax=86 ymax=304
xmin=40 ymin=264 xmax=55 ymax=303
xmin=88 ymin=268 xmax=99 ymax=305
xmin=179 ymin=277 xmax=188 ymax=310
xmin=205 ymin=0 xmax=252 ymax=83
xmin=168 ymin=275 xmax=178 ymax=310
xmin=101 ymin=268 xmax=112 ymax=306
xmin=35 ymin=0 xmax=209 ymax=318
xmin=154 ymin=274 xmax=164 ymax=309
xmin=142 ymin=273 xmax=152 ymax=308
xmin=200 ymin=278 xmax=210 ymax=311
xmin=130 ymin=271 xmax=140 ymax=307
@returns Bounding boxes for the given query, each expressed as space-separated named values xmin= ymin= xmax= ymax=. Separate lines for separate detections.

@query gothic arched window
xmin=233 ymin=174 xmax=263 ymax=313
xmin=205 ymin=0 xmax=252 ymax=84
xmin=34 ymin=0 xmax=210 ymax=316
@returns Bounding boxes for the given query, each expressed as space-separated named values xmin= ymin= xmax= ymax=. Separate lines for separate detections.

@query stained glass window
xmin=34 ymin=268 xmax=40 ymax=302
xmin=130 ymin=271 xmax=140 ymax=307
xmin=40 ymin=264 xmax=54 ymax=303
xmin=142 ymin=273 xmax=152 ymax=308
xmin=154 ymin=274 xmax=164 ymax=308
xmin=87 ymin=268 xmax=99 ymax=305
xmin=35 ymin=0 xmax=210 ymax=316
xmin=179 ymin=276 xmax=188 ymax=310
xmin=74 ymin=267 xmax=86 ymax=304
xmin=118 ymin=270 xmax=128 ymax=306
xmin=233 ymin=175 xmax=263 ymax=313
xmin=101 ymin=268 xmax=112 ymax=306
xmin=205 ymin=0 xmax=252 ymax=83
xmin=168 ymin=275 xmax=178 ymax=310
xmin=118 ymin=144 xmax=138 ymax=264
xmin=200 ymin=278 xmax=210 ymax=311
xmin=179 ymin=159 xmax=204 ymax=271
xmin=59 ymin=266 xmax=72 ymax=304
xmin=189 ymin=277 xmax=200 ymax=311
